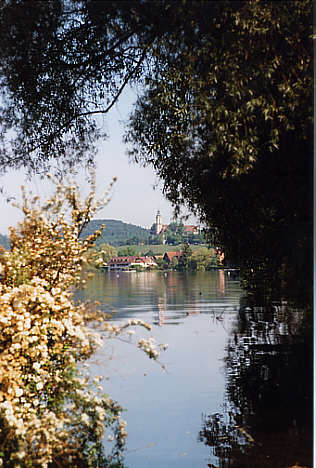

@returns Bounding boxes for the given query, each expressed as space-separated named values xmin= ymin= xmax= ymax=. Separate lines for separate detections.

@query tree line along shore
xmin=87 ymin=243 xmax=227 ymax=272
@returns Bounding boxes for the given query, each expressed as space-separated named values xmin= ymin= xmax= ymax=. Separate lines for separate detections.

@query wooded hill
xmin=0 ymin=220 xmax=149 ymax=249
xmin=81 ymin=219 xmax=150 ymax=246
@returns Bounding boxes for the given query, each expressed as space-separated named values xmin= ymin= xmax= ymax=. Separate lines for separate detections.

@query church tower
xmin=156 ymin=210 xmax=162 ymax=235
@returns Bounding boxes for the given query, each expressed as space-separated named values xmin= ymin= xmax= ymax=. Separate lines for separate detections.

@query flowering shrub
xmin=0 ymin=172 xmax=166 ymax=467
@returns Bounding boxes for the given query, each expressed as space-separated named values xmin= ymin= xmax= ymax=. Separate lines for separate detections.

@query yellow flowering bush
xmin=0 ymin=172 xmax=165 ymax=467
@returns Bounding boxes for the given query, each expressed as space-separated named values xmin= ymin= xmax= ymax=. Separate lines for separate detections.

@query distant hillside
xmin=0 ymin=233 xmax=10 ymax=250
xmin=81 ymin=219 xmax=150 ymax=246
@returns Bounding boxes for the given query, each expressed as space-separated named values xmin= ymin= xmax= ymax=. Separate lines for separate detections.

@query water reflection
xmin=199 ymin=298 xmax=313 ymax=468
xmin=78 ymin=271 xmax=312 ymax=467
xmin=78 ymin=270 xmax=240 ymax=327
xmin=218 ymin=269 xmax=225 ymax=296
xmin=78 ymin=270 xmax=242 ymax=468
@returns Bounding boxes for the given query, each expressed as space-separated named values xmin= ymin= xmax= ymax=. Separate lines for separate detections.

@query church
xmin=155 ymin=211 xmax=169 ymax=235
xmin=154 ymin=211 xmax=199 ymax=235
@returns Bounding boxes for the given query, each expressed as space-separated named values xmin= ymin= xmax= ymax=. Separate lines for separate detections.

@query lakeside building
xmin=215 ymin=248 xmax=225 ymax=266
xmin=163 ymin=251 xmax=182 ymax=265
xmin=107 ymin=255 xmax=157 ymax=271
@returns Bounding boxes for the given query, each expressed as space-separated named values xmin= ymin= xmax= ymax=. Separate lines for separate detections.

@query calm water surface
xmin=79 ymin=270 xmax=312 ymax=468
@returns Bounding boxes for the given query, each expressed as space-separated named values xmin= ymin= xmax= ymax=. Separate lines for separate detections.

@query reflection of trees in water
xmin=199 ymin=299 xmax=313 ymax=468
xmin=80 ymin=270 xmax=239 ymax=316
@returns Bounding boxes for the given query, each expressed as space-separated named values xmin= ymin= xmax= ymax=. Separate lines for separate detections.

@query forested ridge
xmin=81 ymin=219 xmax=150 ymax=246
xmin=0 ymin=220 xmax=150 ymax=249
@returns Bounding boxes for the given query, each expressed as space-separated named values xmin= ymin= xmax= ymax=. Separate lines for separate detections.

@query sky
xmin=0 ymin=87 xmax=197 ymax=234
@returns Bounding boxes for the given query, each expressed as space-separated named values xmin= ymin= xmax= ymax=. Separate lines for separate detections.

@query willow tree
xmin=125 ymin=0 xmax=313 ymax=297
xmin=0 ymin=0 xmax=155 ymax=172
xmin=0 ymin=0 xmax=192 ymax=173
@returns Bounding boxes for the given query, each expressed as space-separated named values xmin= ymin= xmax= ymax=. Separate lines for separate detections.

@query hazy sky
xmin=0 ymin=87 xmax=197 ymax=234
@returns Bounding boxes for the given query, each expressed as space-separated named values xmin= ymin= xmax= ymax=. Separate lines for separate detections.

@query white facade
xmin=108 ymin=256 xmax=157 ymax=271
xmin=155 ymin=210 xmax=162 ymax=235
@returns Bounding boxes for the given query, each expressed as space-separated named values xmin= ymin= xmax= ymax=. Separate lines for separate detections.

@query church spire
xmin=156 ymin=210 xmax=162 ymax=235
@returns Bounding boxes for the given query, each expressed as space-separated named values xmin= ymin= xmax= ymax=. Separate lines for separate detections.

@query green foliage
xmin=148 ymin=234 xmax=165 ymax=245
xmin=117 ymin=246 xmax=137 ymax=256
xmin=154 ymin=257 xmax=165 ymax=269
xmin=190 ymin=247 xmax=219 ymax=271
xmin=127 ymin=1 xmax=312 ymax=177
xmin=144 ymin=249 xmax=155 ymax=257
xmin=130 ymin=264 xmax=145 ymax=272
xmin=86 ymin=243 xmax=118 ymax=269
xmin=168 ymin=222 xmax=177 ymax=233
xmin=149 ymin=224 xmax=157 ymax=236
xmin=165 ymin=232 xmax=181 ymax=245
xmin=98 ymin=243 xmax=118 ymax=262
xmin=152 ymin=221 xmax=205 ymax=246
xmin=171 ymin=256 xmax=179 ymax=269
xmin=176 ymin=244 xmax=192 ymax=271
xmin=142 ymin=243 xmax=207 ymax=255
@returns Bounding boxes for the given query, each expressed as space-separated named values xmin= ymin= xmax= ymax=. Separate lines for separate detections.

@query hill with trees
xmin=82 ymin=219 xmax=207 ymax=247
xmin=81 ymin=219 xmax=150 ymax=246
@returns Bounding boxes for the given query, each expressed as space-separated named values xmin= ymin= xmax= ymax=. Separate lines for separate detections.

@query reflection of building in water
xmin=127 ymin=271 xmax=166 ymax=295
xmin=217 ymin=269 xmax=226 ymax=296
xmin=157 ymin=296 xmax=166 ymax=326
xmin=164 ymin=273 xmax=178 ymax=302
xmin=186 ymin=300 xmax=200 ymax=317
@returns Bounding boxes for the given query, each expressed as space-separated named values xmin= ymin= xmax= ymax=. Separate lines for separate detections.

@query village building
xmin=183 ymin=225 xmax=199 ymax=235
xmin=215 ymin=248 xmax=225 ymax=266
xmin=153 ymin=254 xmax=164 ymax=261
xmin=163 ymin=251 xmax=182 ymax=264
xmin=107 ymin=255 xmax=157 ymax=271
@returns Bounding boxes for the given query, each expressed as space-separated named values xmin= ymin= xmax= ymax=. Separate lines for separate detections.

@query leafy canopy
xmin=0 ymin=0 xmax=155 ymax=173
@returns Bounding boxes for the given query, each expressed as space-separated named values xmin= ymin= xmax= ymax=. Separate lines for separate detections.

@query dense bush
xmin=0 ymin=172 xmax=166 ymax=467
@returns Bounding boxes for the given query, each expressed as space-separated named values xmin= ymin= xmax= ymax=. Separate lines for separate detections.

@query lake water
xmin=79 ymin=270 xmax=313 ymax=468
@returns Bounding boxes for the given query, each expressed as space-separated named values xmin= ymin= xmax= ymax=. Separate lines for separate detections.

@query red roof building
xmin=183 ymin=225 xmax=199 ymax=234
xmin=163 ymin=251 xmax=182 ymax=263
